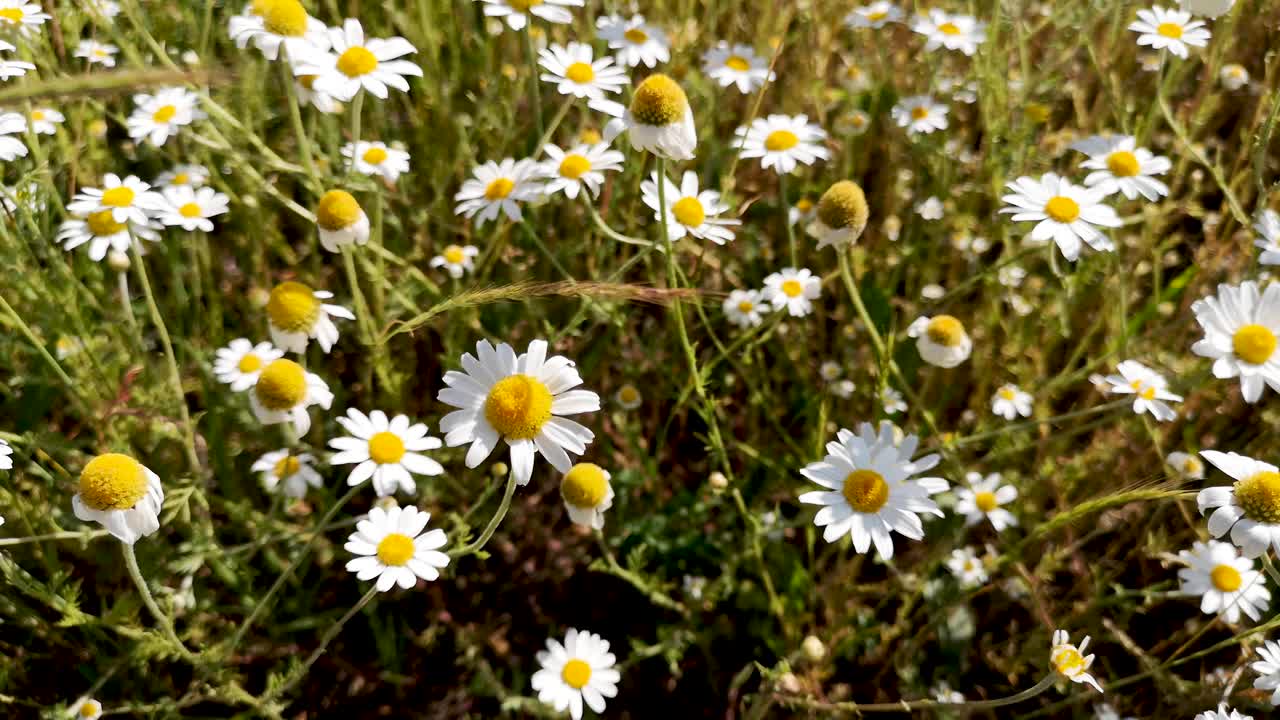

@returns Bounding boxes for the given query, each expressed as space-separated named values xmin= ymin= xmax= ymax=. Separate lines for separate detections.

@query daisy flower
xmin=1253 ymin=209 xmax=1280 ymax=265
xmin=701 ymin=42 xmax=774 ymax=94
xmin=891 ymin=95 xmax=948 ymax=135
xmin=820 ymin=361 xmax=843 ymax=382
xmin=74 ymin=40 xmax=117 ymax=66
xmin=344 ymin=505 xmax=449 ymax=591
xmin=1177 ymin=540 xmax=1269 ymax=623
xmin=228 ymin=0 xmax=328 ymax=61
xmin=25 ymin=106 xmax=61 ymax=135
xmin=734 ymin=114 xmax=829 ymax=175
xmin=999 ymin=173 xmax=1121 ymax=262
xmin=992 ymin=384 xmax=1033 ymax=419
xmin=912 ymin=9 xmax=986 ymax=55
xmin=1050 ymin=629 xmax=1103 ymax=692
xmin=0 ymin=437 xmax=11 ymax=469
xmin=560 ymin=463 xmax=614 ymax=529
xmin=605 ymin=73 xmax=696 ymax=160
xmin=641 ymin=170 xmax=739 ymax=245
xmin=72 ymin=453 xmax=163 ymax=545
xmin=831 ymin=379 xmax=856 ymax=399
xmin=723 ymin=289 xmax=765 ymax=328
xmin=907 ymin=315 xmax=973 ymax=368
xmin=540 ymin=142 xmax=624 ymax=200
xmin=845 ymin=2 xmax=903 ymax=28
xmin=945 ymin=546 xmax=989 ymax=587
xmin=251 ymin=449 xmax=322 ymax=498
xmin=430 ymin=244 xmax=480 ymax=279
xmin=789 ymin=198 xmax=815 ymax=228
xmin=213 ymin=338 xmax=283 ymax=392
xmin=955 ymin=472 xmax=1018 ymax=531
xmin=1199 ymin=450 xmax=1280 ymax=558
xmin=155 ymin=185 xmax=229 ymax=232
xmin=154 ymin=164 xmax=210 ymax=189
xmin=342 ymin=141 xmax=410 ymax=182
xmin=69 ymin=697 xmax=103 ymax=720
xmin=249 ymin=358 xmax=333 ymax=435
xmin=1190 ymin=281 xmax=1280 ymax=402
xmin=0 ymin=110 xmax=25 ymax=160
xmin=265 ymin=280 xmax=355 ymax=354
xmin=762 ymin=267 xmax=821 ymax=317
xmin=68 ymin=174 xmax=163 ymax=226
xmin=453 ymin=157 xmax=544 ymax=227
xmin=1071 ymin=135 xmax=1171 ymax=201
xmin=0 ymin=1 xmax=47 ymax=34
xmin=808 ymin=180 xmax=869 ymax=249
xmin=1252 ymin=639 xmax=1280 ymax=705
xmin=596 ymin=14 xmax=669 ymax=68
xmin=481 ymin=0 xmax=583 ymax=31
xmin=1221 ymin=63 xmax=1249 ymax=90
xmin=57 ymin=212 xmax=158 ymax=262
xmin=1090 ymin=360 xmax=1182 ymax=421
xmin=296 ymin=19 xmax=423 ymax=102
xmin=315 ymin=189 xmax=369 ymax=253
xmin=916 ymin=196 xmax=944 ymax=220
xmin=613 ymin=384 xmax=641 ymax=410
xmin=882 ymin=387 xmax=907 ymax=414
xmin=126 ymin=87 xmax=203 ymax=147
xmin=538 ymin=42 xmax=628 ymax=118
xmin=1194 ymin=708 xmax=1252 ymax=720
xmin=1129 ymin=6 xmax=1209 ymax=59
xmin=329 ymin=409 xmax=445 ymax=497
xmin=438 ymin=339 xmax=600 ymax=487
xmin=1168 ymin=451 xmax=1206 ymax=480
xmin=532 ymin=628 xmax=620 ymax=720
xmin=799 ymin=421 xmax=948 ymax=559
xmin=295 ymin=73 xmax=340 ymax=113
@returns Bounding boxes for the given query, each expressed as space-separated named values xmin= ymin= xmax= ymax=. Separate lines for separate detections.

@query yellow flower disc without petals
xmin=561 ymin=463 xmax=608 ymax=508
xmin=1156 ymin=22 xmax=1183 ymax=39
xmin=79 ymin=453 xmax=149 ymax=511
xmin=484 ymin=374 xmax=553 ymax=440
xmin=484 ymin=178 xmax=515 ymax=200
xmin=630 ymin=74 xmax=687 ymax=126
xmin=254 ymin=359 xmax=308 ymax=411
xmin=623 ymin=28 xmax=648 ymax=44
xmin=238 ymin=353 xmax=263 ymax=373
xmin=564 ymin=62 xmax=595 ymax=84
xmin=926 ymin=315 xmax=966 ymax=347
xmin=1052 ymin=646 xmax=1086 ymax=677
xmin=0 ymin=8 xmax=22 ymax=24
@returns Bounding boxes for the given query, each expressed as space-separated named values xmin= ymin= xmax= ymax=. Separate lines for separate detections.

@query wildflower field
xmin=7 ymin=0 xmax=1280 ymax=717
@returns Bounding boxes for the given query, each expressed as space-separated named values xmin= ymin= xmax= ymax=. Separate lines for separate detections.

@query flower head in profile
xmin=1071 ymin=135 xmax=1171 ymax=201
xmin=343 ymin=141 xmax=410 ymax=182
xmin=1129 ymin=6 xmax=1209 ymax=59
xmin=1177 ymin=540 xmax=1269 ymax=623
xmin=560 ymin=463 xmax=614 ymax=529
xmin=607 ymin=73 xmax=696 ymax=160
xmin=251 ymin=449 xmax=322 ymax=498
xmin=540 ymin=142 xmax=624 ymax=200
xmin=249 ymin=358 xmax=333 ymax=435
xmin=1090 ymin=360 xmax=1182 ymax=421
xmin=72 ymin=453 xmax=164 ymax=545
xmin=228 ymin=0 xmax=329 ymax=61
xmin=156 ymin=185 xmax=230 ymax=232
xmin=1190 ymin=281 xmax=1280 ymax=403
xmin=532 ymin=628 xmax=620 ymax=720
xmin=912 ymin=9 xmax=986 ymax=55
xmin=724 ymin=289 xmax=765 ymax=328
xmin=641 ymin=170 xmax=739 ymax=244
xmin=481 ymin=0 xmax=583 ymax=31
xmin=315 ymin=189 xmax=370 ymax=252
xmin=345 ymin=505 xmax=449 ymax=591
xmin=538 ymin=42 xmax=628 ymax=117
xmin=762 ymin=267 xmax=821 ymax=317
xmin=296 ymin=19 xmax=423 ymax=101
xmin=808 ymin=180 xmax=868 ymax=250
xmin=1000 ymin=173 xmax=1121 ymax=262
xmin=955 ymin=472 xmax=1018 ymax=531
xmin=328 ymin=409 xmax=445 ymax=497
xmin=701 ymin=42 xmax=774 ymax=94
xmin=908 ymin=315 xmax=972 ymax=368
xmin=430 ymin=244 xmax=480 ymax=279
xmin=991 ymin=384 xmax=1032 ymax=419
xmin=845 ymin=2 xmax=903 ymax=28
xmin=214 ymin=339 xmax=284 ymax=392
xmin=126 ymin=87 xmax=203 ymax=147
xmin=1197 ymin=450 xmax=1280 ymax=558
xmin=1050 ymin=629 xmax=1103 ymax=692
xmin=891 ymin=95 xmax=948 ymax=135
xmin=1253 ymin=209 xmax=1280 ymax=265
xmin=454 ymin=158 xmax=544 ymax=227
xmin=596 ymin=14 xmax=669 ymax=68
xmin=735 ymin=114 xmax=829 ymax=175
xmin=265 ymin=280 xmax=355 ymax=354
xmin=1251 ymin=639 xmax=1280 ymax=706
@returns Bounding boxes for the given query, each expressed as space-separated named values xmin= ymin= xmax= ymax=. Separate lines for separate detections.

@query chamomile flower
xmin=154 ymin=164 xmax=210 ymax=189
xmin=1071 ymin=135 xmax=1170 ymax=201
xmin=845 ymin=2 xmax=903 ymax=28
xmin=1194 ymin=708 xmax=1252 ymax=720
xmin=882 ymin=387 xmax=907 ymax=414
xmin=789 ymin=198 xmax=815 ymax=227
xmin=438 ymin=339 xmax=600 ymax=487
xmin=762 ymin=267 xmax=821 ymax=317
xmin=912 ymin=9 xmax=986 ymax=55
xmin=1050 ymin=630 xmax=1103 ymax=692
xmin=228 ymin=0 xmax=328 ymax=61
xmin=723 ymin=289 xmax=765 ymax=328
xmin=249 ymin=358 xmax=333 ymax=435
xmin=1198 ymin=450 xmax=1280 ymax=558
xmin=1129 ymin=6 xmax=1209 ymax=59
xmin=344 ymin=505 xmax=449 ymax=591
xmin=453 ymin=157 xmax=544 ymax=227
xmin=251 ymin=449 xmax=322 ymax=498
xmin=596 ymin=14 xmax=669 ymax=68
xmin=1190 ymin=281 xmax=1280 ymax=403
xmin=430 ymin=244 xmax=480 ymax=279
xmin=999 ymin=173 xmax=1121 ymax=261
xmin=916 ymin=196 xmax=944 ymax=220
xmin=955 ymin=472 xmax=1018 ymax=531
xmin=1090 ymin=360 xmax=1183 ymax=421
xmin=68 ymin=174 xmax=163 ymax=226
xmin=265 ymin=280 xmax=356 ymax=354
xmin=0 ymin=110 xmax=24 ymax=160
xmin=560 ymin=463 xmax=614 ymax=529
xmin=799 ymin=421 xmax=948 ymax=559
xmin=68 ymin=697 xmax=103 ymax=720
xmin=0 ymin=181 xmax=41 ymax=214
xmin=314 ymin=189 xmax=369 ymax=252
xmin=0 ymin=437 xmax=11 ymax=469
xmin=946 ymin=546 xmax=989 ymax=587
xmin=1177 ymin=540 xmax=1269 ymax=623
xmin=126 ymin=87 xmax=202 ymax=147
xmin=532 ymin=628 xmax=620 ymax=720
xmin=613 ymin=384 xmax=642 ymax=410
xmin=0 ymin=1 xmax=47 ymax=34
xmin=734 ymin=114 xmax=829 ymax=175
xmin=74 ymin=40 xmax=117 ymax=66
xmin=991 ymin=384 xmax=1033 ymax=419
xmin=831 ymin=379 xmax=856 ymax=399
xmin=907 ymin=315 xmax=972 ymax=368
xmin=295 ymin=73 xmax=340 ymax=113
xmin=540 ymin=142 xmax=624 ymax=200
xmin=820 ymin=361 xmax=843 ymax=382
xmin=808 ymin=180 xmax=869 ymax=249
xmin=155 ymin=185 xmax=229 ymax=232
xmin=57 ymin=211 xmax=158 ymax=262
xmin=213 ymin=338 xmax=284 ymax=392
xmin=1252 ymin=640 xmax=1280 ymax=706
xmin=0 ymin=54 xmax=33 ymax=80
xmin=701 ymin=42 xmax=774 ymax=94
xmin=1253 ymin=209 xmax=1280 ymax=265
xmin=25 ymin=106 xmax=61 ymax=134
xmin=297 ymin=19 xmax=423 ymax=102
xmin=606 ymin=73 xmax=696 ymax=160
xmin=891 ymin=95 xmax=948 ymax=135
xmin=1221 ymin=63 xmax=1249 ymax=90
xmin=641 ymin=170 xmax=739 ymax=244
xmin=1168 ymin=451 xmax=1206 ymax=480
xmin=329 ymin=409 xmax=445 ymax=497
xmin=342 ymin=141 xmax=410 ymax=181
xmin=481 ymin=0 xmax=583 ymax=31
xmin=538 ymin=42 xmax=629 ymax=118
xmin=72 ymin=453 xmax=163 ymax=545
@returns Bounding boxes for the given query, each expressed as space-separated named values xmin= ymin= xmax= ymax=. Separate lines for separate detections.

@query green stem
xmin=522 ymin=25 xmax=544 ymax=146
xmin=779 ymin=674 xmax=1057 ymax=713
xmin=0 ymin=292 xmax=90 ymax=413
xmin=780 ymin=172 xmax=796 ymax=266
xmin=122 ymin=542 xmax=197 ymax=660
xmin=451 ymin=470 xmax=517 ymax=558
xmin=281 ymin=60 xmax=317 ymax=187
xmin=265 ymin=585 xmax=378 ymax=702
xmin=348 ymin=90 xmax=365 ymax=160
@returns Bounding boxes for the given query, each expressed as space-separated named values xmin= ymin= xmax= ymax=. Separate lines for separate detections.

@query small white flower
xmin=314 ymin=190 xmax=369 ymax=253
xmin=1050 ymin=629 xmax=1103 ymax=692
xmin=560 ymin=463 xmax=614 ymax=529
xmin=1251 ymin=639 xmax=1280 ymax=706
xmin=540 ymin=142 xmax=624 ymax=200
xmin=908 ymin=315 xmax=972 ymax=368
xmin=57 ymin=212 xmax=158 ymax=263
xmin=596 ymin=14 xmax=668 ymax=68
xmin=69 ymin=697 xmax=104 ymax=720
xmin=154 ymin=164 xmax=210 ymax=189
xmin=1194 ymin=707 xmax=1252 ymax=720
xmin=251 ymin=449 xmax=322 ymax=498
xmin=0 ymin=437 xmax=11 ymax=470
xmin=761 ymin=267 xmax=821 ymax=317
xmin=74 ymin=40 xmax=117 ymax=66
xmin=1090 ymin=360 xmax=1183 ymax=421
xmin=0 ymin=110 xmax=26 ymax=160
xmin=991 ymin=384 xmax=1033 ymax=419
xmin=1181 ymin=0 xmax=1235 ymax=16
xmin=126 ymin=87 xmax=203 ymax=147
xmin=1071 ymin=134 xmax=1171 ymax=201
xmin=1220 ymin=63 xmax=1249 ymax=90
xmin=250 ymin=359 xmax=333 ymax=436
xmin=891 ymin=95 xmax=949 ymax=135
xmin=734 ymin=114 xmax=829 ymax=175
xmin=845 ymin=2 xmax=903 ymax=28
xmin=228 ymin=0 xmax=329 ymax=61
xmin=454 ymin=157 xmax=544 ymax=227
xmin=265 ymin=281 xmax=356 ymax=354
xmin=912 ymin=9 xmax=986 ymax=55
xmin=72 ymin=454 xmax=164 ymax=545
xmin=532 ymin=628 xmax=620 ymax=720
xmin=214 ymin=338 xmax=284 ymax=392
xmin=882 ymin=387 xmax=907 ymax=414
xmin=538 ymin=41 xmax=628 ymax=117
xmin=294 ymin=19 xmax=423 ymax=102
xmin=329 ymin=409 xmax=445 ymax=497
xmin=1167 ymin=451 xmax=1206 ymax=480
xmin=701 ymin=42 xmax=774 ymax=94
xmin=1190 ymin=281 xmax=1280 ymax=403
xmin=1177 ymin=540 xmax=1270 ymax=623
xmin=480 ymin=0 xmax=583 ymax=31
xmin=641 ymin=170 xmax=739 ymax=245
xmin=613 ymin=383 xmax=642 ymax=410
xmin=915 ymin=196 xmax=944 ymax=220
xmin=0 ymin=1 xmax=45 ymax=35
xmin=955 ymin=472 xmax=1018 ymax=531
xmin=343 ymin=141 xmax=410 ymax=181
xmin=155 ymin=185 xmax=229 ymax=232
xmin=723 ymin=289 xmax=765 ymax=328
xmin=1197 ymin=450 xmax=1280 ymax=558
xmin=945 ymin=546 xmax=989 ymax=587
xmin=999 ymin=173 xmax=1121 ymax=262
xmin=24 ymin=106 xmax=62 ymax=135
xmin=606 ymin=73 xmax=696 ymax=160
xmin=344 ymin=505 xmax=449 ymax=591
xmin=831 ymin=379 xmax=856 ymax=399
xmin=430 ymin=244 xmax=480 ymax=279
xmin=1129 ymin=6 xmax=1210 ymax=59
xmin=67 ymin=174 xmax=164 ymax=227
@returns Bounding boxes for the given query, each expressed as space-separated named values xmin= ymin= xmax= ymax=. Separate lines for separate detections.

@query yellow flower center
xmin=926 ymin=315 xmax=966 ymax=347
xmin=564 ymin=61 xmax=595 ymax=84
xmin=443 ymin=245 xmax=466 ymax=264
xmin=375 ymin=532 xmax=416 ymax=566
xmin=796 ymin=198 xmax=813 ymax=212
xmin=816 ymin=180 xmax=868 ymax=231
xmin=368 ymin=431 xmax=406 ymax=465
xmin=558 ymin=154 xmax=592 ymax=180
xmin=1235 ymin=471 xmax=1280 ymax=524
xmin=484 ymin=177 xmax=515 ymax=200
xmin=316 ymin=189 xmax=362 ymax=231
xmin=781 ymin=279 xmax=804 ymax=298
xmin=86 ymin=210 xmax=126 ymax=236
xmin=1043 ymin=196 xmax=1080 ymax=223
xmin=618 ymin=385 xmax=640 ymax=403
xmin=79 ymin=453 xmax=150 ymax=511
xmin=671 ymin=197 xmax=705 ymax=227
xmin=737 ymin=300 xmax=755 ymax=313
xmin=910 ymin=106 xmax=930 ymax=120
xmin=273 ymin=454 xmax=301 ymax=478
xmin=0 ymin=8 xmax=22 ymax=24
xmin=998 ymin=387 xmax=1016 ymax=401
xmin=178 ymin=202 xmax=202 ymax=218
xmin=764 ymin=129 xmax=799 ymax=152
xmin=78 ymin=701 xmax=101 ymax=718
xmin=30 ymin=110 xmax=43 ymax=121
xmin=172 ymin=172 xmax=190 ymax=185
xmin=561 ymin=463 xmax=608 ymax=509
xmin=1211 ymin=564 xmax=1243 ymax=593
xmin=624 ymin=28 xmax=648 ymax=44
xmin=101 ymin=186 xmax=135 ymax=208
xmin=484 ymin=374 xmax=553 ymax=440
xmin=867 ymin=11 xmax=887 ymax=21
xmin=266 ymin=281 xmax=321 ymax=332
xmin=298 ymin=74 xmax=317 ymax=90
xmin=842 ymin=469 xmax=890 ymax=513
xmin=724 ymin=55 xmax=751 ymax=71
xmin=1139 ymin=386 xmax=1157 ymax=400
xmin=237 ymin=353 xmax=263 ymax=373
xmin=1184 ymin=458 xmax=1202 ymax=474
xmin=254 ymin=359 xmax=308 ymax=411
xmin=362 ymin=146 xmax=388 ymax=165
xmin=1232 ymin=324 xmax=1277 ymax=364
xmin=336 ymin=46 xmax=378 ymax=78
xmin=1156 ymin=22 xmax=1183 ymax=39
xmin=152 ymin=105 xmax=177 ymax=124
xmin=938 ymin=22 xmax=961 ymax=35
xmin=507 ymin=0 xmax=543 ymax=10
xmin=1106 ymin=151 xmax=1140 ymax=177
xmin=630 ymin=73 xmax=687 ymax=126
xmin=562 ymin=658 xmax=592 ymax=689
xmin=262 ymin=0 xmax=309 ymax=37
xmin=1051 ymin=645 xmax=1086 ymax=678
xmin=974 ymin=491 xmax=998 ymax=513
